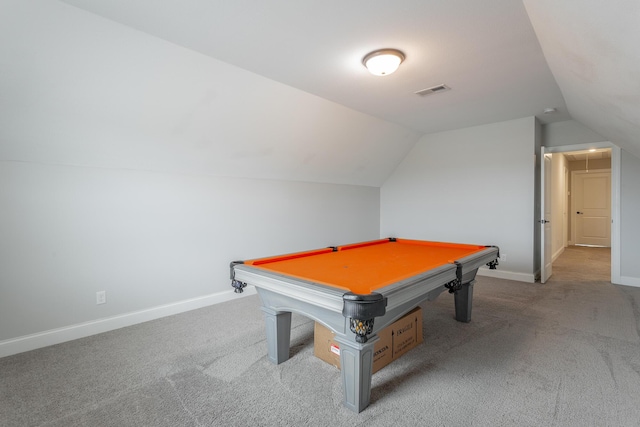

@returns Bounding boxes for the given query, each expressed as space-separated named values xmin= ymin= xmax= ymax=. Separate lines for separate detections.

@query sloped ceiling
xmin=1 ymin=0 xmax=426 ymax=187
xmin=59 ymin=0 xmax=570 ymax=135
xmin=59 ymin=0 xmax=640 ymax=158
xmin=523 ymin=0 xmax=640 ymax=158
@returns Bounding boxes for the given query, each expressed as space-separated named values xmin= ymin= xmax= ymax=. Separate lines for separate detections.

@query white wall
xmin=620 ymin=151 xmax=640 ymax=284
xmin=542 ymin=120 xmax=605 ymax=147
xmin=543 ymin=120 xmax=640 ymax=287
xmin=381 ymin=117 xmax=537 ymax=282
xmin=0 ymin=161 xmax=379 ymax=351
xmin=543 ymin=120 xmax=605 ymax=147
xmin=550 ymin=153 xmax=569 ymax=259
xmin=0 ymin=0 xmax=418 ymax=356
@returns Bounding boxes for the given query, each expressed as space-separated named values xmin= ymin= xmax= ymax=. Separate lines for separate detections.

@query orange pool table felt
xmin=244 ymin=238 xmax=489 ymax=294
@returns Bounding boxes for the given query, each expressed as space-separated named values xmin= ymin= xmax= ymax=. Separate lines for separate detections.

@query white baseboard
xmin=552 ymin=247 xmax=565 ymax=263
xmin=477 ymin=267 xmax=536 ymax=283
xmin=0 ymin=287 xmax=257 ymax=358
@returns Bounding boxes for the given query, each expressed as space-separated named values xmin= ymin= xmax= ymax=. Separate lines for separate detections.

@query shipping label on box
xmin=313 ymin=307 xmax=423 ymax=373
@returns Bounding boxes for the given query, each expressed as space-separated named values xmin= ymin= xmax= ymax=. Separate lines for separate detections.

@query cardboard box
xmin=314 ymin=307 xmax=423 ymax=373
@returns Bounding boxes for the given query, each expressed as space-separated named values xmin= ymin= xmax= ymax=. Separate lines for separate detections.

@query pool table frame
xmin=230 ymin=238 xmax=499 ymax=413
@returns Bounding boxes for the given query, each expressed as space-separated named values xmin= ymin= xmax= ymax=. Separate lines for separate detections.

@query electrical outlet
xmin=96 ymin=291 xmax=106 ymax=305
xmin=500 ymin=253 xmax=507 ymax=263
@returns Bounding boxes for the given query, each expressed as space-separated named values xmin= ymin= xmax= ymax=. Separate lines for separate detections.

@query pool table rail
xmin=230 ymin=244 xmax=499 ymax=341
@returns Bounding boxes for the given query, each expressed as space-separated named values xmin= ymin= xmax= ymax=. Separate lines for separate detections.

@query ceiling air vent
xmin=415 ymin=84 xmax=450 ymax=96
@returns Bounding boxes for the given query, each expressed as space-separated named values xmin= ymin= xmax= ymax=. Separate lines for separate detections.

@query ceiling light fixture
xmin=543 ymin=107 xmax=557 ymax=114
xmin=362 ymin=49 xmax=405 ymax=76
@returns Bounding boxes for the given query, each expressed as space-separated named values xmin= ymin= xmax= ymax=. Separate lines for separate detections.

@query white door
xmin=540 ymin=151 xmax=552 ymax=283
xmin=573 ymin=171 xmax=611 ymax=247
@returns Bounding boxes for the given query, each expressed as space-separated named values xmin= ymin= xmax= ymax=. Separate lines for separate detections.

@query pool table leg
xmin=261 ymin=307 xmax=292 ymax=364
xmin=454 ymin=279 xmax=475 ymax=322
xmin=334 ymin=334 xmax=378 ymax=413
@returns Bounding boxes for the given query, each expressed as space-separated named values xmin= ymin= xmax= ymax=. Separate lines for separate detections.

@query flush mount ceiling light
xmin=362 ymin=49 xmax=405 ymax=76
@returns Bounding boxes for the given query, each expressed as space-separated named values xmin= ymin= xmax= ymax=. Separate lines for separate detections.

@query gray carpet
xmin=2 ymin=246 xmax=640 ymax=426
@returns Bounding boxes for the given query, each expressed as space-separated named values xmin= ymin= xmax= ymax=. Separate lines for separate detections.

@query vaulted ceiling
xmin=523 ymin=0 xmax=640 ymax=158
xmin=59 ymin=0 xmax=640 ymax=159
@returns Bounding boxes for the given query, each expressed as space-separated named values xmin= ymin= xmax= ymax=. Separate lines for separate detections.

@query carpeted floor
xmin=1 ymin=246 xmax=639 ymax=426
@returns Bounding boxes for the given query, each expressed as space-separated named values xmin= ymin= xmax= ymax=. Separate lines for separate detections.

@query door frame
xmin=540 ymin=142 xmax=620 ymax=284
xmin=540 ymin=151 xmax=552 ymax=283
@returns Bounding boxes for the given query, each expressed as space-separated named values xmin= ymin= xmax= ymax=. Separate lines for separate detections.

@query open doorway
xmin=563 ymin=149 xmax=611 ymax=248
xmin=543 ymin=147 xmax=615 ymax=283
xmin=552 ymin=147 xmax=612 ymax=283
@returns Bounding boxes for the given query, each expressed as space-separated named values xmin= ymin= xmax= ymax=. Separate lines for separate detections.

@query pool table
xmin=230 ymin=238 xmax=499 ymax=412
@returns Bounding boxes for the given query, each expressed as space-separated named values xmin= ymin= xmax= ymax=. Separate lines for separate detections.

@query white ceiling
xmin=60 ymin=0 xmax=640 ymax=158
xmin=564 ymin=148 xmax=611 ymax=162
